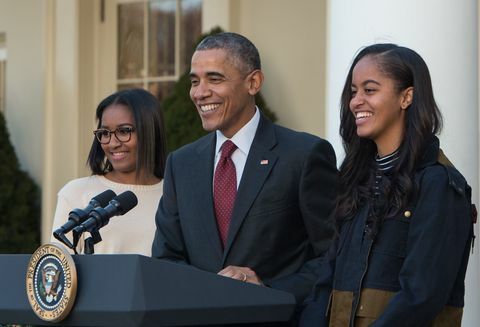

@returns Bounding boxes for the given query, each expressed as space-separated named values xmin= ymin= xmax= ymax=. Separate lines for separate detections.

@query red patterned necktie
xmin=214 ymin=140 xmax=238 ymax=247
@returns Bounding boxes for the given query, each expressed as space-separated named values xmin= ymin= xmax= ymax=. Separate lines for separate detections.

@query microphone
xmin=53 ymin=189 xmax=116 ymax=248
xmin=73 ymin=191 xmax=138 ymax=236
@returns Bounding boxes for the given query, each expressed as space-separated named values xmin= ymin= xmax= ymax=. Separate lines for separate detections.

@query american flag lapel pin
xmin=260 ymin=159 xmax=269 ymax=165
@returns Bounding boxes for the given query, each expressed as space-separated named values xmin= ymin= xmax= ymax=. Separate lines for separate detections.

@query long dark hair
xmin=87 ymin=88 xmax=167 ymax=181
xmin=337 ymin=44 xmax=442 ymax=220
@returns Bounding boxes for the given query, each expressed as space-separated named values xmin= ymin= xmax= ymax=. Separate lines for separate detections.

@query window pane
xmin=180 ymin=0 xmax=202 ymax=73
xmin=118 ymin=3 xmax=144 ymax=79
xmin=148 ymin=0 xmax=176 ymax=77
xmin=148 ymin=82 xmax=175 ymax=102
xmin=117 ymin=83 xmax=144 ymax=91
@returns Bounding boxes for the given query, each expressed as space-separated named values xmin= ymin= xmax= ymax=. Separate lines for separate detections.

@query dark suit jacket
xmin=152 ymin=114 xmax=337 ymax=302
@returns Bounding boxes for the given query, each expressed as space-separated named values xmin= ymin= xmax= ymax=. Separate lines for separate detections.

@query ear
xmin=400 ymin=87 xmax=414 ymax=110
xmin=246 ymin=70 xmax=264 ymax=96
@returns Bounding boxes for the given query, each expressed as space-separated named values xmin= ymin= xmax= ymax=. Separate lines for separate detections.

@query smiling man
xmin=152 ymin=32 xmax=337 ymax=304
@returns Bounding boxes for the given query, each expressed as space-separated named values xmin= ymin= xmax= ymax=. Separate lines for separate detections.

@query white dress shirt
xmin=214 ymin=107 xmax=260 ymax=189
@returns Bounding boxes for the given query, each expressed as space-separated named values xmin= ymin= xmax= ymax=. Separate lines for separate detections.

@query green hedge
xmin=0 ymin=111 xmax=40 ymax=253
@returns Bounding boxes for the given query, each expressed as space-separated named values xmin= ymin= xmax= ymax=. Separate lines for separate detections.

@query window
xmin=116 ymin=0 xmax=202 ymax=101
xmin=0 ymin=32 xmax=5 ymax=113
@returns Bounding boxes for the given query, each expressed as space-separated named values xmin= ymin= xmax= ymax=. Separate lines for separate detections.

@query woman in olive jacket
xmin=300 ymin=44 xmax=474 ymax=326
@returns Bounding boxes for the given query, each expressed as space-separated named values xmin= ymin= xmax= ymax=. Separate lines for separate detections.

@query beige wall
xmin=232 ymin=0 xmax=327 ymax=136
xmin=79 ymin=0 xmax=102 ymax=171
xmin=0 ymin=0 xmax=46 ymax=183
xmin=203 ymin=0 xmax=328 ymax=137
xmin=42 ymin=0 xmax=82 ymax=243
xmin=0 ymin=0 xmax=85 ymax=243
xmin=42 ymin=0 xmax=101 ymax=242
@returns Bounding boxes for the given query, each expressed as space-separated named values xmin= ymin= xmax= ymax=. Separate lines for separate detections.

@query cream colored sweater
xmin=50 ymin=175 xmax=162 ymax=256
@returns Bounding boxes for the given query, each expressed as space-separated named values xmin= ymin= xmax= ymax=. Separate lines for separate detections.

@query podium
xmin=1 ymin=254 xmax=295 ymax=326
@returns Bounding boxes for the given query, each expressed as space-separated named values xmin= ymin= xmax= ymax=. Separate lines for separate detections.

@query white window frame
xmin=116 ymin=0 xmax=195 ymax=89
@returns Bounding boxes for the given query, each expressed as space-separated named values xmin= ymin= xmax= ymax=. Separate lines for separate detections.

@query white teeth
xmin=200 ymin=104 xmax=219 ymax=112
xmin=356 ymin=112 xmax=373 ymax=119
xmin=111 ymin=152 xmax=127 ymax=158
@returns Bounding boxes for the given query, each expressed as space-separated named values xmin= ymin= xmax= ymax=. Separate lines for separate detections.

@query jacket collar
xmin=418 ymin=136 xmax=440 ymax=169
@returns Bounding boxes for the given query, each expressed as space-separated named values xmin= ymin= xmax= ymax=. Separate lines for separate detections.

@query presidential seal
xmin=26 ymin=242 xmax=77 ymax=322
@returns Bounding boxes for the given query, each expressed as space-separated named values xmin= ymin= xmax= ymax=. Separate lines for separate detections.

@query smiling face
xmin=100 ymin=104 xmax=138 ymax=183
xmin=350 ymin=55 xmax=413 ymax=156
xmin=189 ymin=49 xmax=263 ymax=138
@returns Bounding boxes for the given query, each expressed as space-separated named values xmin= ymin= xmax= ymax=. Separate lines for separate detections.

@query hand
xmin=218 ymin=265 xmax=263 ymax=285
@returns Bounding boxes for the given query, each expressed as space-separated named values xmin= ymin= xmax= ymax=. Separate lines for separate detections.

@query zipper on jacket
xmin=350 ymin=238 xmax=374 ymax=327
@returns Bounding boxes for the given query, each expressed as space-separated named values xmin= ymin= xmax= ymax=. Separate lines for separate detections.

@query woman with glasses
xmin=50 ymin=88 xmax=166 ymax=255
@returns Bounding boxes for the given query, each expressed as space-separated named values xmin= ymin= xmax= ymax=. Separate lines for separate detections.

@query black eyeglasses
xmin=93 ymin=126 xmax=135 ymax=144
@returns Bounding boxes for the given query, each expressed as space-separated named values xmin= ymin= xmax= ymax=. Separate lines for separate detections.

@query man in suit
xmin=152 ymin=32 xmax=337 ymax=302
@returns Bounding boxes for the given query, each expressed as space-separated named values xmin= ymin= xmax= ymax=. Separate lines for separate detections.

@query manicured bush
xmin=0 ymin=111 xmax=40 ymax=253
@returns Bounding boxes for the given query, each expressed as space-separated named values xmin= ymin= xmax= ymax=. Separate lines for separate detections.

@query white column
xmin=326 ymin=0 xmax=479 ymax=324
xmin=42 ymin=0 xmax=80 ymax=243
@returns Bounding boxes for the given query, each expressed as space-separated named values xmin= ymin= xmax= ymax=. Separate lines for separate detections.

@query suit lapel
xmin=222 ymin=116 xmax=278 ymax=262
xmin=190 ymin=133 xmax=224 ymax=260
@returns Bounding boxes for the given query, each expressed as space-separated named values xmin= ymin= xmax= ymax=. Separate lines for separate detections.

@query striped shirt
xmin=373 ymin=150 xmax=400 ymax=197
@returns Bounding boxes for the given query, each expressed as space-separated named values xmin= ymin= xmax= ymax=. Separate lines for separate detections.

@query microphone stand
xmin=73 ymin=227 xmax=103 ymax=255
xmin=84 ymin=229 xmax=102 ymax=255
xmin=53 ymin=230 xmax=74 ymax=249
